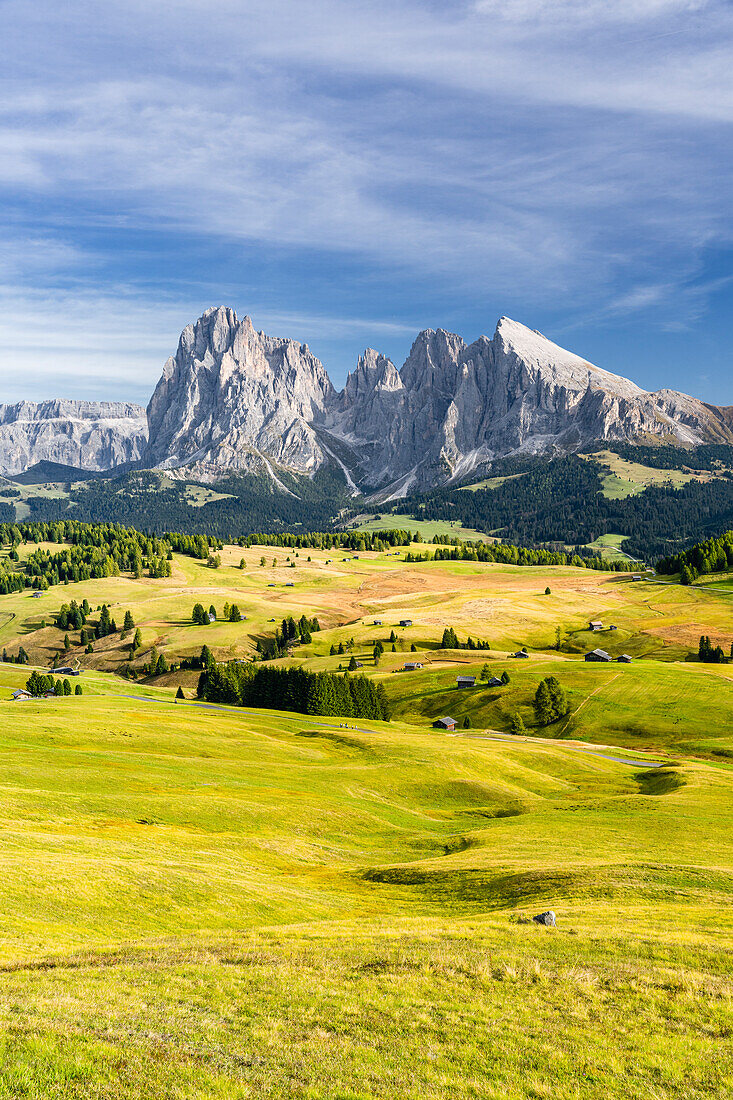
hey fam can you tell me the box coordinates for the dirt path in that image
[559,671,621,735]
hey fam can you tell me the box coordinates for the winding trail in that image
[118,694,666,768]
[559,672,621,736]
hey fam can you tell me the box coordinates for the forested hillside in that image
[402,454,733,560]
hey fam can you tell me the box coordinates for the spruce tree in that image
[534,681,553,726]
[510,711,526,735]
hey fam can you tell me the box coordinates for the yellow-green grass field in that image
[2,544,733,749]
[348,511,496,540]
[580,532,636,562]
[0,675,732,1097]
[584,449,723,500]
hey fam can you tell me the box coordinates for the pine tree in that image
[545,676,569,719]
[501,670,510,684]
[510,711,526,735]
[534,680,554,726]
[176,686,185,700]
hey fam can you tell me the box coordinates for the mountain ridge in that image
[1,307,731,491]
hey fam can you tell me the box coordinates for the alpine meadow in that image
[4,0,733,1096]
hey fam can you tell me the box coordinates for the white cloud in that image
[473,0,707,24]
[0,0,731,398]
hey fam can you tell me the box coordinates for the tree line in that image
[658,530,733,582]
[24,672,82,697]
[197,661,391,720]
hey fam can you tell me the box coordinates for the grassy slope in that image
[3,544,733,753]
[349,512,495,540]
[584,449,714,500]
[0,676,732,1096]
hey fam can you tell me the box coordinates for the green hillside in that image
[0,675,731,1097]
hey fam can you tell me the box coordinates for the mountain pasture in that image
[0,681,731,1097]
[1,534,733,1094]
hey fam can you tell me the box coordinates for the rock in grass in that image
[532,911,556,927]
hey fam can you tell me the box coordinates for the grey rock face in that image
[143,308,733,492]
[532,911,556,927]
[0,400,147,475]
[322,316,732,491]
[145,307,334,480]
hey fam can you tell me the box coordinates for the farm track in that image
[120,693,666,768]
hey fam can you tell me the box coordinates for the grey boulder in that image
[532,911,556,927]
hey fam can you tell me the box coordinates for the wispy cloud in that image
[0,0,731,399]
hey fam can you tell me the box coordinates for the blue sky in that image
[1,0,732,406]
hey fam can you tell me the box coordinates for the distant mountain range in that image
[2,307,732,495]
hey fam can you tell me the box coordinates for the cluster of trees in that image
[256,614,321,660]
[0,563,27,595]
[24,672,82,697]
[405,543,630,571]
[179,645,212,671]
[658,530,733,581]
[440,627,491,650]
[698,636,730,664]
[2,647,29,664]
[55,601,132,647]
[192,603,216,625]
[140,646,170,676]
[242,529,412,551]
[167,532,222,559]
[192,602,245,625]
[198,660,391,720]
[533,677,570,726]
[54,599,91,631]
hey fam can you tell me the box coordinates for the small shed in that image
[403,661,423,671]
[632,574,642,581]
[400,619,413,628]
[51,666,74,675]
[617,654,633,663]
[585,648,612,662]
[434,716,457,730]
[285,582,294,587]
[208,611,217,622]
[11,690,31,701]
[487,676,503,687]
[609,625,618,631]
[30,591,42,599]
[373,620,382,626]
[589,620,604,632]
[456,676,476,688]
[512,651,530,659]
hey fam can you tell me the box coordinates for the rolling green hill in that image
[1,522,733,1096]
[0,674,731,1098]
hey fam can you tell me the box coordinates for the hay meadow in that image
[1,537,733,1096]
